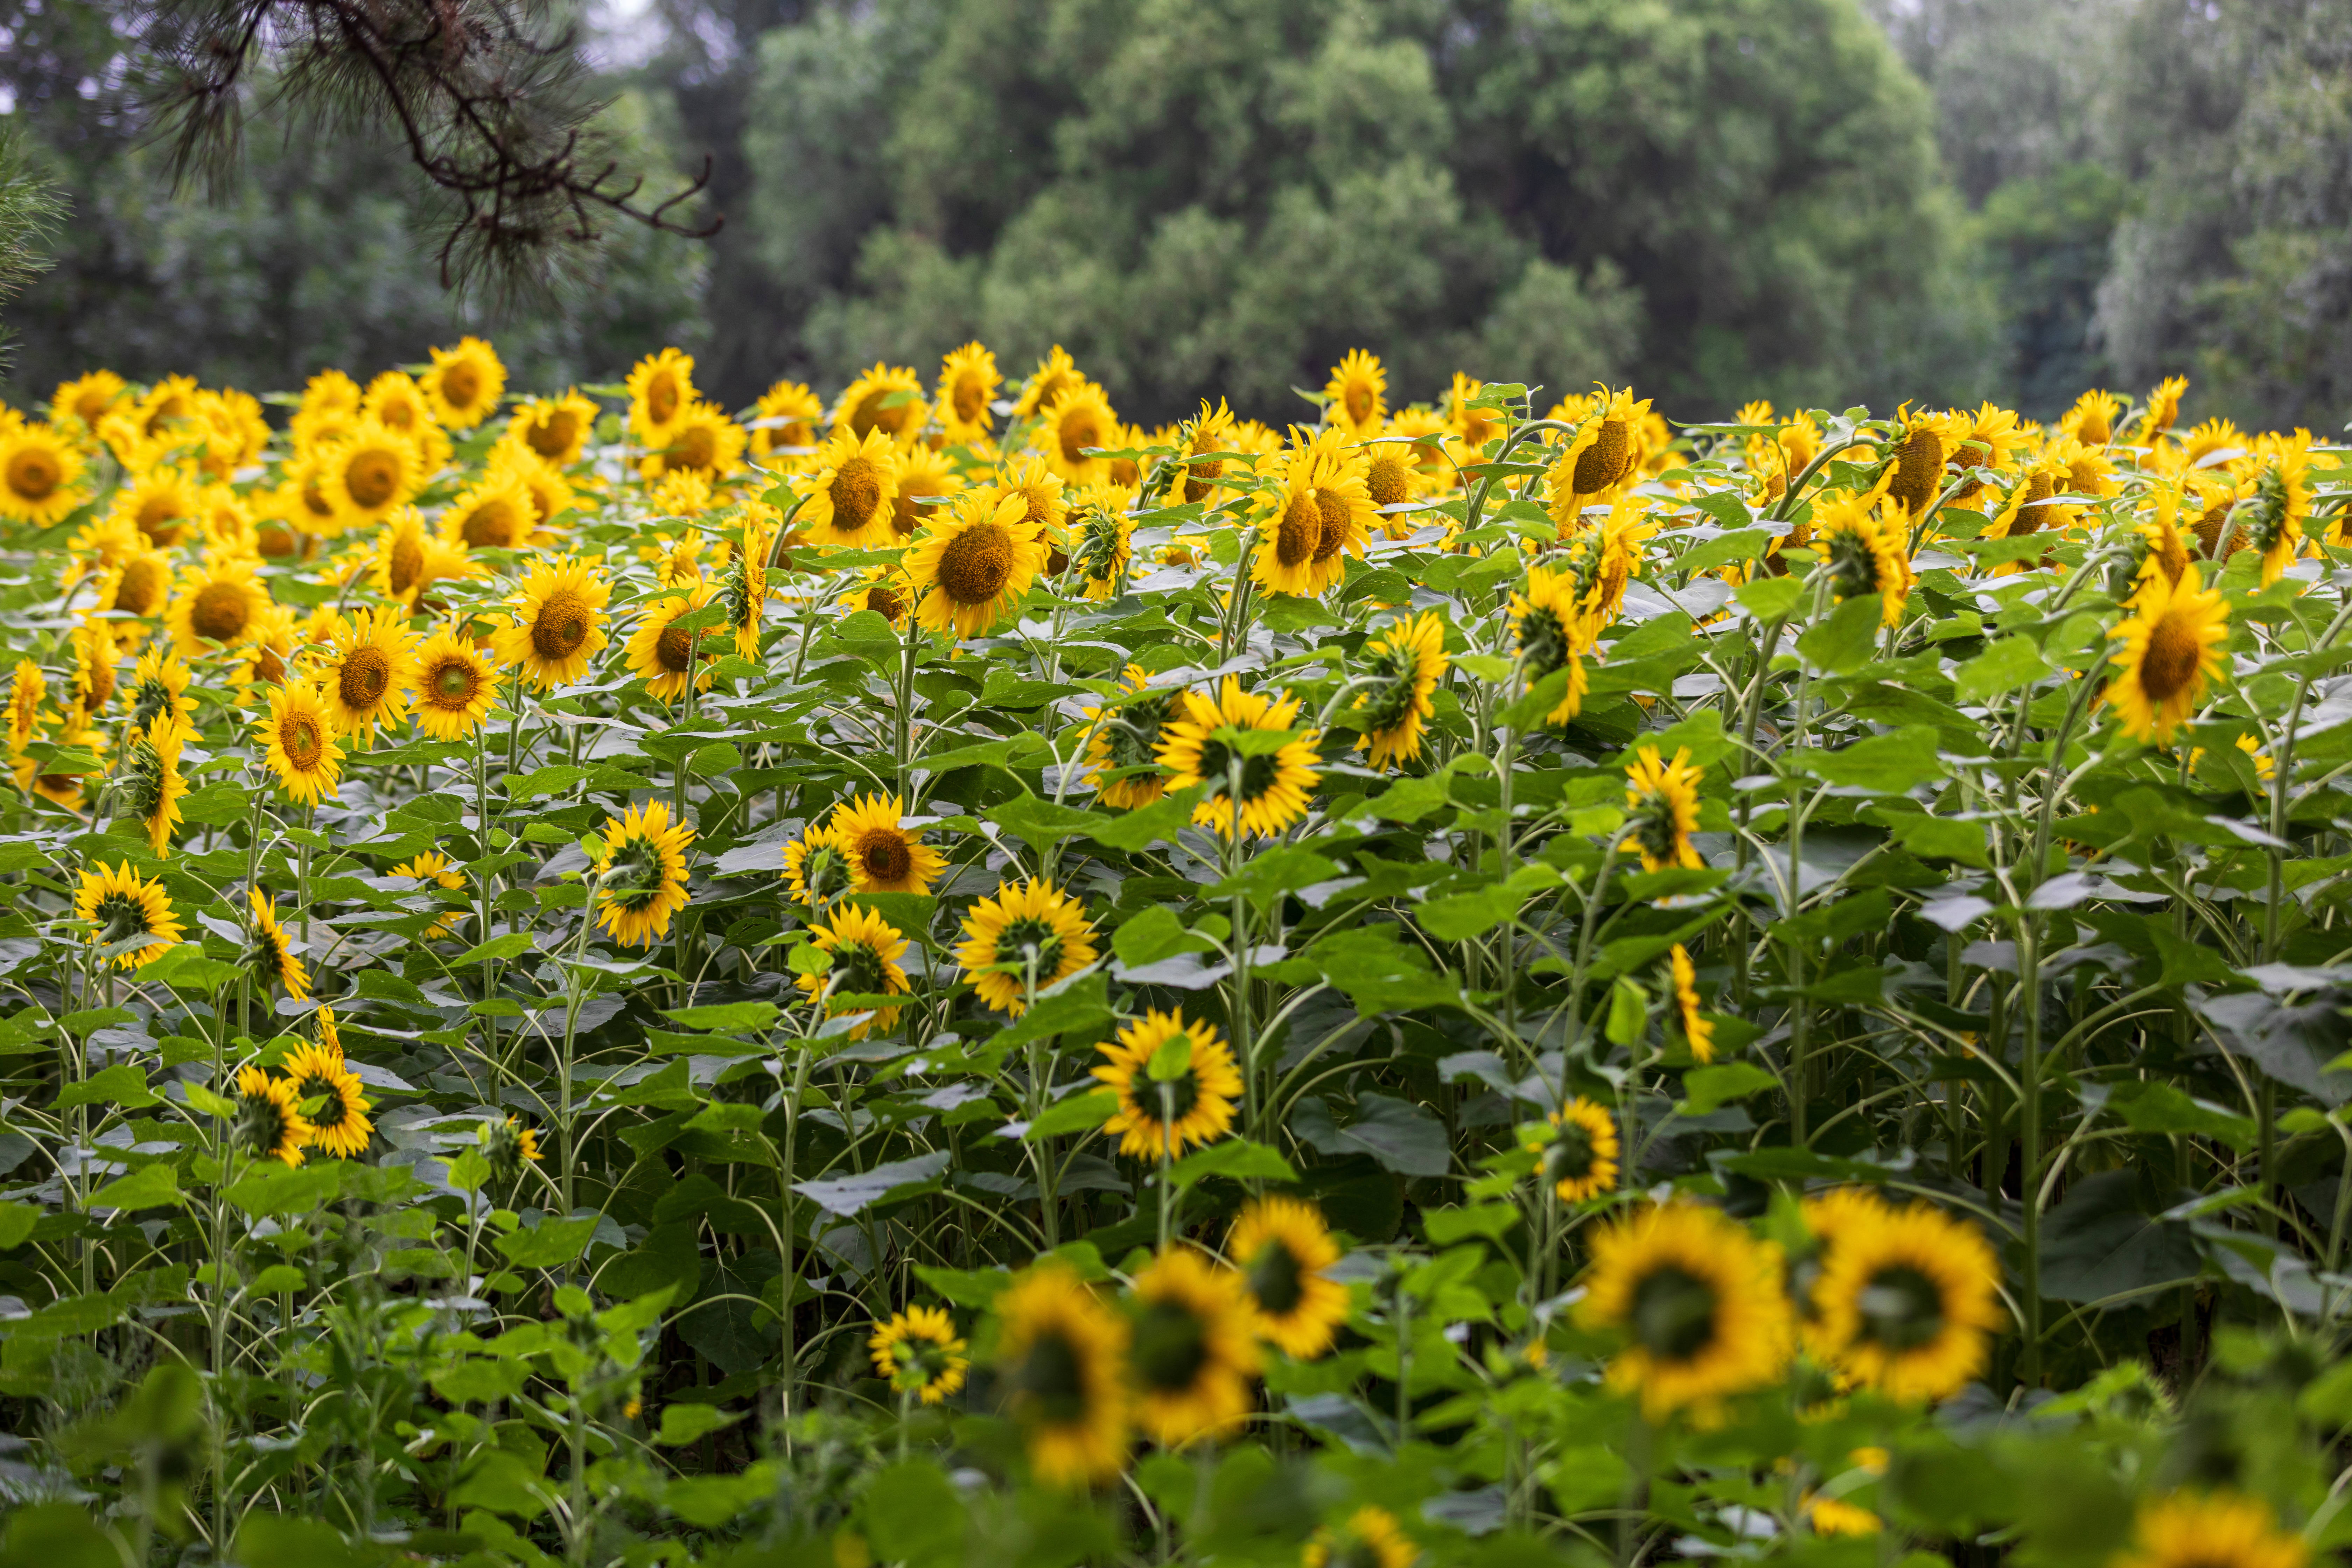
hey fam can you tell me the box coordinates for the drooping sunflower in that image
[1227,1197,1348,1359]
[75,861,184,971]
[1068,485,1136,601]
[1353,611,1449,770]
[1157,677,1322,840]
[625,584,720,701]
[392,849,467,939]
[439,469,538,551]
[1670,945,1715,1063]
[1305,1508,1418,1568]
[906,488,1049,640]
[319,419,425,533]
[1041,382,1119,486]
[799,426,902,547]
[2131,374,2192,445]
[165,555,270,656]
[1094,1008,1242,1160]
[244,888,311,1001]
[110,465,201,548]
[313,608,416,741]
[1323,349,1387,438]
[110,713,189,856]
[1579,1202,1794,1421]
[795,901,911,1040]
[626,348,698,447]
[2235,432,2312,587]
[869,1306,969,1406]
[833,362,931,446]
[1126,1247,1261,1448]
[420,336,506,429]
[782,822,854,910]
[282,1031,373,1160]
[50,369,128,432]
[1812,492,1915,626]
[1545,386,1652,529]
[1624,745,1704,873]
[410,630,501,740]
[2106,564,2229,746]
[0,422,86,526]
[1883,406,1970,519]
[2113,1493,2308,1568]
[993,1261,1129,1487]
[1083,666,1179,810]
[256,682,343,805]
[1527,1097,1620,1203]
[506,390,600,467]
[956,878,1099,1016]
[639,400,747,481]
[481,1114,544,1180]
[490,557,612,690]
[1507,567,1590,727]
[749,379,825,468]
[935,342,1002,445]
[233,1064,310,1169]
[826,793,946,896]
[1810,1196,2003,1402]
[591,798,696,947]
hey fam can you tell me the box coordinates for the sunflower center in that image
[82,658,115,712]
[994,914,1066,980]
[2192,502,2237,558]
[136,494,184,542]
[1573,419,1630,495]
[603,835,666,908]
[388,534,424,593]
[1856,1264,1946,1352]
[338,646,391,708]
[854,828,913,885]
[463,499,524,548]
[866,582,905,622]
[528,411,577,458]
[2140,612,2203,703]
[1059,407,1105,465]
[346,450,401,510]
[1345,384,1374,424]
[1011,1328,1089,1425]
[891,490,934,537]
[280,713,324,770]
[656,623,698,674]
[952,375,986,424]
[1181,455,1223,505]
[257,521,298,558]
[1544,1120,1598,1188]
[1245,1239,1305,1317]
[190,581,252,644]
[430,658,479,707]
[114,559,163,617]
[1153,1062,1201,1124]
[2011,471,2056,538]
[1311,489,1352,565]
[301,479,336,521]
[831,456,885,531]
[7,448,61,500]
[1630,1265,1719,1362]
[1275,493,1320,568]
[1130,1297,1211,1394]
[531,590,592,662]
[1365,454,1410,507]
[648,374,680,427]
[671,425,718,471]
[938,523,1015,606]
[440,361,482,410]
[852,389,910,439]
[1889,427,1944,514]
[75,388,111,422]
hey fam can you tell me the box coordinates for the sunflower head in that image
[244,887,310,1000]
[234,1064,310,1168]
[591,799,696,947]
[1324,350,1388,438]
[783,823,856,909]
[283,1037,373,1160]
[1126,1246,1261,1447]
[1227,1197,1349,1359]
[796,902,911,1039]
[491,556,612,690]
[1094,1009,1241,1160]
[2106,564,2229,746]
[828,793,945,896]
[1580,1202,1794,1421]
[482,1114,544,1181]
[1623,745,1704,873]
[422,337,507,429]
[75,861,184,970]
[1526,1097,1620,1203]
[411,631,500,741]
[993,1261,1129,1487]
[1304,1508,1419,1568]
[627,348,698,441]
[1808,1192,2003,1402]
[1084,666,1178,810]
[907,488,1049,640]
[1352,611,1448,770]
[955,878,1098,1016]
[869,1306,970,1405]
[834,362,929,445]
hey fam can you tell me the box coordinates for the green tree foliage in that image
[0,119,62,377]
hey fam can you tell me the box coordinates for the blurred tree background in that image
[0,0,2347,432]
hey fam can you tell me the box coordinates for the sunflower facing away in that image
[124,644,193,731]
[411,630,501,740]
[828,793,946,896]
[392,849,467,939]
[796,901,911,1039]
[1670,945,1716,1063]
[420,337,506,429]
[1083,666,1178,810]
[1527,1097,1620,1203]
[782,822,855,909]
[490,557,611,691]
[1305,1508,1418,1568]
[256,682,344,806]
[2112,1492,2308,1568]
[1226,1197,1348,1359]
[592,799,696,947]
[1156,677,1321,840]
[282,1029,373,1160]
[234,1064,310,1168]
[1508,567,1591,727]
[313,608,416,741]
[1624,745,1704,872]
[244,887,310,1000]
[110,713,188,857]
[2106,564,2229,746]
[869,1306,969,1405]
[1067,486,1135,600]
[75,861,184,971]
[1126,1246,1261,1447]
[935,342,1002,445]
[1812,493,1916,625]
[905,488,1049,641]
[1579,1201,1794,1421]
[625,584,720,701]
[1353,611,1449,770]
[993,1261,1129,1487]
[1807,1191,2002,1402]
[956,877,1099,1016]
[1095,1008,1242,1160]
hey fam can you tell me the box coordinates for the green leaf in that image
[452,931,537,967]
[1735,574,1805,621]
[655,1403,746,1446]
[2099,1080,2256,1152]
[1798,725,1945,794]
[494,1215,600,1269]
[1206,844,1341,905]
[660,1001,779,1033]
[52,1063,159,1110]
[88,1162,184,1212]
[993,971,1113,1049]
[1026,1088,1119,1141]
[1793,592,1884,675]
[1168,1137,1296,1188]
[1885,813,1991,867]
[911,1264,1011,1309]
[1678,1062,1779,1116]
[137,943,243,993]
[1111,906,1215,968]
[223,1162,344,1216]
[1954,635,2051,704]
[0,1200,38,1250]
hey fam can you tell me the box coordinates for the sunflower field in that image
[1,341,2350,1568]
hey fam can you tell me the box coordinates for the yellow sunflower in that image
[1126,1246,1261,1447]
[1507,567,1590,727]
[889,447,962,541]
[836,566,913,626]
[1526,1097,1619,1203]
[373,507,470,611]
[2113,1493,2307,1568]
[490,557,612,690]
[282,1031,373,1160]
[1305,1508,1417,1568]
[419,336,506,429]
[291,369,361,446]
[1068,485,1135,600]
[70,618,117,722]
[6,659,41,754]
[993,1261,1130,1488]
[111,713,189,856]
[638,400,747,481]
[795,901,911,1040]
[1227,1197,1348,1359]
[828,792,947,896]
[439,469,538,551]
[798,426,902,547]
[781,822,855,909]
[506,390,600,467]
[749,378,826,468]
[1011,345,1084,421]
[1094,1008,1241,1160]
[75,860,184,971]
[123,644,193,731]
[1986,458,2071,548]
[1883,406,1971,519]
[50,369,128,432]
[392,849,467,939]
[1670,944,1715,1063]
[256,682,343,805]
[1545,386,1652,529]
[905,488,1049,640]
[722,507,772,660]
[1083,666,1179,810]
[936,342,1002,446]
[1156,677,1321,840]
[2058,389,2123,446]
[0,422,86,526]
[591,799,696,947]
[2236,432,2312,586]
[318,420,424,533]
[109,465,201,548]
[1041,382,1118,486]
[361,370,451,474]
[234,1064,310,1168]
[1444,371,1506,460]
[410,631,502,740]
[1624,745,1704,873]
[1323,349,1388,438]
[2132,374,2192,445]
[1809,1195,2003,1402]
[313,608,416,741]
[955,878,1098,1016]
[165,555,271,656]
[833,362,930,446]
[244,887,310,1001]
[1164,399,1240,506]
[869,1306,969,1405]
[625,584,720,700]
[1253,461,1329,598]
[1579,1202,1793,1421]
[626,348,698,447]
[1353,611,1448,770]
[2106,564,2229,746]
[1812,492,1915,626]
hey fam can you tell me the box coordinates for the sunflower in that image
[2113,1493,2307,1568]
[109,465,201,548]
[274,456,345,539]
[1157,677,1321,840]
[1068,486,1135,600]
[833,363,930,446]
[649,469,714,518]
[1884,406,1970,518]
[639,527,710,588]
[75,860,184,971]
[233,1065,310,1169]
[291,369,361,446]
[1527,1097,1620,1203]
[361,370,450,473]
[1322,349,1388,438]
[869,1306,969,1405]
[906,488,1049,640]
[110,713,189,856]
[507,390,600,467]
[936,342,1002,445]
[795,901,911,1040]
[411,630,501,740]
[1360,434,1433,532]
[482,1114,544,1180]
[318,420,424,533]
[1507,567,1590,727]
[1444,371,1506,460]
[1809,1196,2002,1402]
[956,878,1098,1016]
[749,379,825,466]
[782,822,855,909]
[837,566,913,626]
[1094,1008,1242,1160]
[123,644,193,732]
[51,369,128,432]
[1164,399,1240,506]
[1812,492,1915,626]
[721,508,772,660]
[993,1261,1130,1487]
[165,556,270,656]
[1254,461,1330,598]
[1126,1247,1261,1447]
[417,336,506,429]
[1227,1197,1348,1359]
[1624,745,1704,873]
[2106,564,2229,746]
[2132,374,2192,444]
[1042,382,1118,485]
[1805,1494,1883,1538]
[626,348,698,446]
[6,660,41,755]
[1083,666,1178,809]
[373,507,469,610]
[625,584,720,700]
[2177,416,2243,469]
[1353,611,1448,770]
[491,557,612,690]
[392,849,467,939]
[70,618,117,722]
[256,682,343,805]
[828,793,946,896]
[592,798,696,947]
[2236,433,2311,586]
[0,422,86,526]
[1011,345,1084,421]
[1282,430,1378,595]
[227,602,300,693]
[1669,945,1715,1063]
[439,469,537,551]
[314,608,416,741]
[282,1033,373,1160]
[890,447,962,540]
[94,547,169,643]
[639,401,747,481]
[189,388,267,481]
[245,888,311,1001]
[1986,459,2071,547]
[1545,386,1652,528]
[2058,389,2123,446]
[1579,1202,1793,1421]
[797,426,902,548]
[1305,1509,1418,1568]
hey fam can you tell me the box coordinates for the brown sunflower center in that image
[1275,493,1320,568]
[280,712,324,770]
[2011,471,2057,538]
[189,581,251,644]
[1311,488,1352,565]
[528,410,577,458]
[8,447,61,500]
[647,373,680,427]
[440,361,482,410]
[655,624,696,674]
[1345,383,1374,424]
[338,646,391,708]
[853,388,916,440]
[257,521,298,559]
[670,424,718,471]
[75,388,112,422]
[136,494,185,543]
[1058,407,1105,465]
[891,490,935,537]
[952,375,986,424]
[388,533,424,594]
[300,479,336,521]
[866,582,905,622]
[462,497,524,548]
[1573,419,1631,495]
[530,590,593,662]
[938,522,1015,606]
[1365,454,1410,507]
[831,456,884,531]
[1889,426,1944,515]
[430,658,479,707]
[2140,612,2203,703]
[1245,1239,1304,1317]
[2192,502,2238,559]
[855,828,913,885]
[114,559,164,617]
[345,449,401,510]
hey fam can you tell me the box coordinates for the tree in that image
[0,120,63,377]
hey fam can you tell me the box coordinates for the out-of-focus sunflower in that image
[1011,345,1084,421]
[373,507,470,611]
[888,447,961,541]
[244,887,310,1000]
[1125,1247,1260,1447]
[439,469,538,551]
[1323,349,1387,438]
[1807,1193,2003,1402]
[0,422,86,526]
[1670,944,1715,1061]
[1304,1508,1418,1568]
[490,557,612,690]
[955,878,1097,1016]
[2131,374,2191,444]
[749,379,825,467]
[638,401,747,481]
[506,390,600,467]
[50,370,127,432]
[419,336,506,429]
[936,342,1002,445]
[833,362,929,446]
[2106,563,2228,746]
[1444,371,1505,459]
[1041,382,1118,486]
[1094,1008,1241,1160]
[1227,1197,1348,1359]
[392,849,467,939]
[109,465,201,548]
[2112,1493,2307,1568]
[1527,1097,1619,1202]
[591,799,696,947]
[869,1306,969,1405]
[1624,744,1704,872]
[1156,677,1321,839]
[1579,1202,1793,1421]
[361,371,451,474]
[835,566,912,626]
[993,1261,1129,1487]
[165,555,271,656]
[70,617,117,723]
[2058,388,2123,446]
[627,349,698,447]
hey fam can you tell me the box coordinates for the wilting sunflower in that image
[1508,567,1590,726]
[282,1029,372,1160]
[411,630,501,740]
[1624,745,1704,873]
[392,850,467,939]
[1546,386,1652,529]
[1306,1509,1418,1568]
[591,798,696,947]
[1810,1196,2002,1402]
[256,682,343,806]
[956,878,1098,1016]
[796,902,911,1039]
[820,793,941,896]
[110,714,188,856]
[319,420,424,533]
[834,362,930,445]
[0,422,86,526]
[234,1064,310,1169]
[1670,945,1715,1063]
[626,348,698,446]
[1353,611,1448,770]
[749,379,825,467]
[2113,1493,2307,1568]
[1083,666,1178,809]
[1227,1197,1348,1359]
[782,823,854,909]
[1527,1097,1620,1203]
[164,555,269,656]
[1323,349,1388,438]
[935,342,1002,445]
[506,390,600,467]
[1126,1247,1261,1447]
[2106,564,2229,746]
[1157,677,1321,839]
[1095,1008,1242,1160]
[906,488,1049,640]
[75,861,183,970]
[123,644,193,731]
[639,400,747,481]
[1042,382,1118,486]
[419,336,506,429]
[439,469,537,551]
[313,608,416,741]
[1580,1202,1794,1421]
[491,556,611,690]
[625,585,720,701]
[994,1261,1130,1487]
[244,888,311,1001]
[51,369,128,431]
[797,426,901,548]
[1812,494,1915,625]
[869,1306,969,1405]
